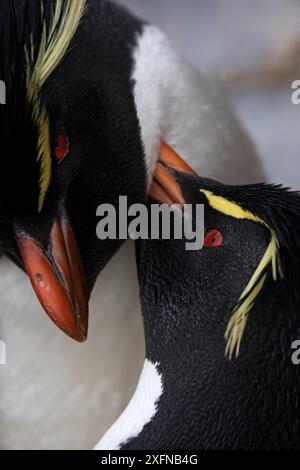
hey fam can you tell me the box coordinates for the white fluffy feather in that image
[94,360,163,450]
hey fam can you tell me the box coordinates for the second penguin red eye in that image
[55,130,69,162]
[204,229,223,247]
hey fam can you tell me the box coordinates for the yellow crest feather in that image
[201,189,279,358]
[26,0,87,212]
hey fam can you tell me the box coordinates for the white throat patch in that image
[94,359,163,450]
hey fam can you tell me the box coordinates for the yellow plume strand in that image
[200,190,262,224]
[26,0,87,212]
[200,190,279,358]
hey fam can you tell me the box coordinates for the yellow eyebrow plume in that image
[26,0,87,212]
[201,189,279,359]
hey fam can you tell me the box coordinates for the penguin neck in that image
[96,270,299,450]
[133,271,300,449]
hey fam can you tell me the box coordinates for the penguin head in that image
[0,0,146,340]
[138,169,300,361]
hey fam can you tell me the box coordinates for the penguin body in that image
[97,172,300,450]
[0,0,263,449]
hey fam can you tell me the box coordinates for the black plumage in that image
[126,172,300,450]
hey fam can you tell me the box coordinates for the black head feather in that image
[172,173,300,356]
[0,1,44,216]
[178,174,300,267]
[201,181,300,262]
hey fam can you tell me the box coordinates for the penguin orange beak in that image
[15,209,89,342]
[149,142,197,205]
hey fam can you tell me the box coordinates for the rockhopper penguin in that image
[97,163,300,450]
[0,0,264,448]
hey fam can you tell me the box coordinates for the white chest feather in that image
[132,25,263,186]
[94,360,163,450]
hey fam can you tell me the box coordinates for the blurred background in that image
[1,0,299,450]
[117,0,300,189]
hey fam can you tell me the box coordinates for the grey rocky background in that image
[117,0,300,189]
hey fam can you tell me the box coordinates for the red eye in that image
[55,130,69,162]
[204,229,223,247]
